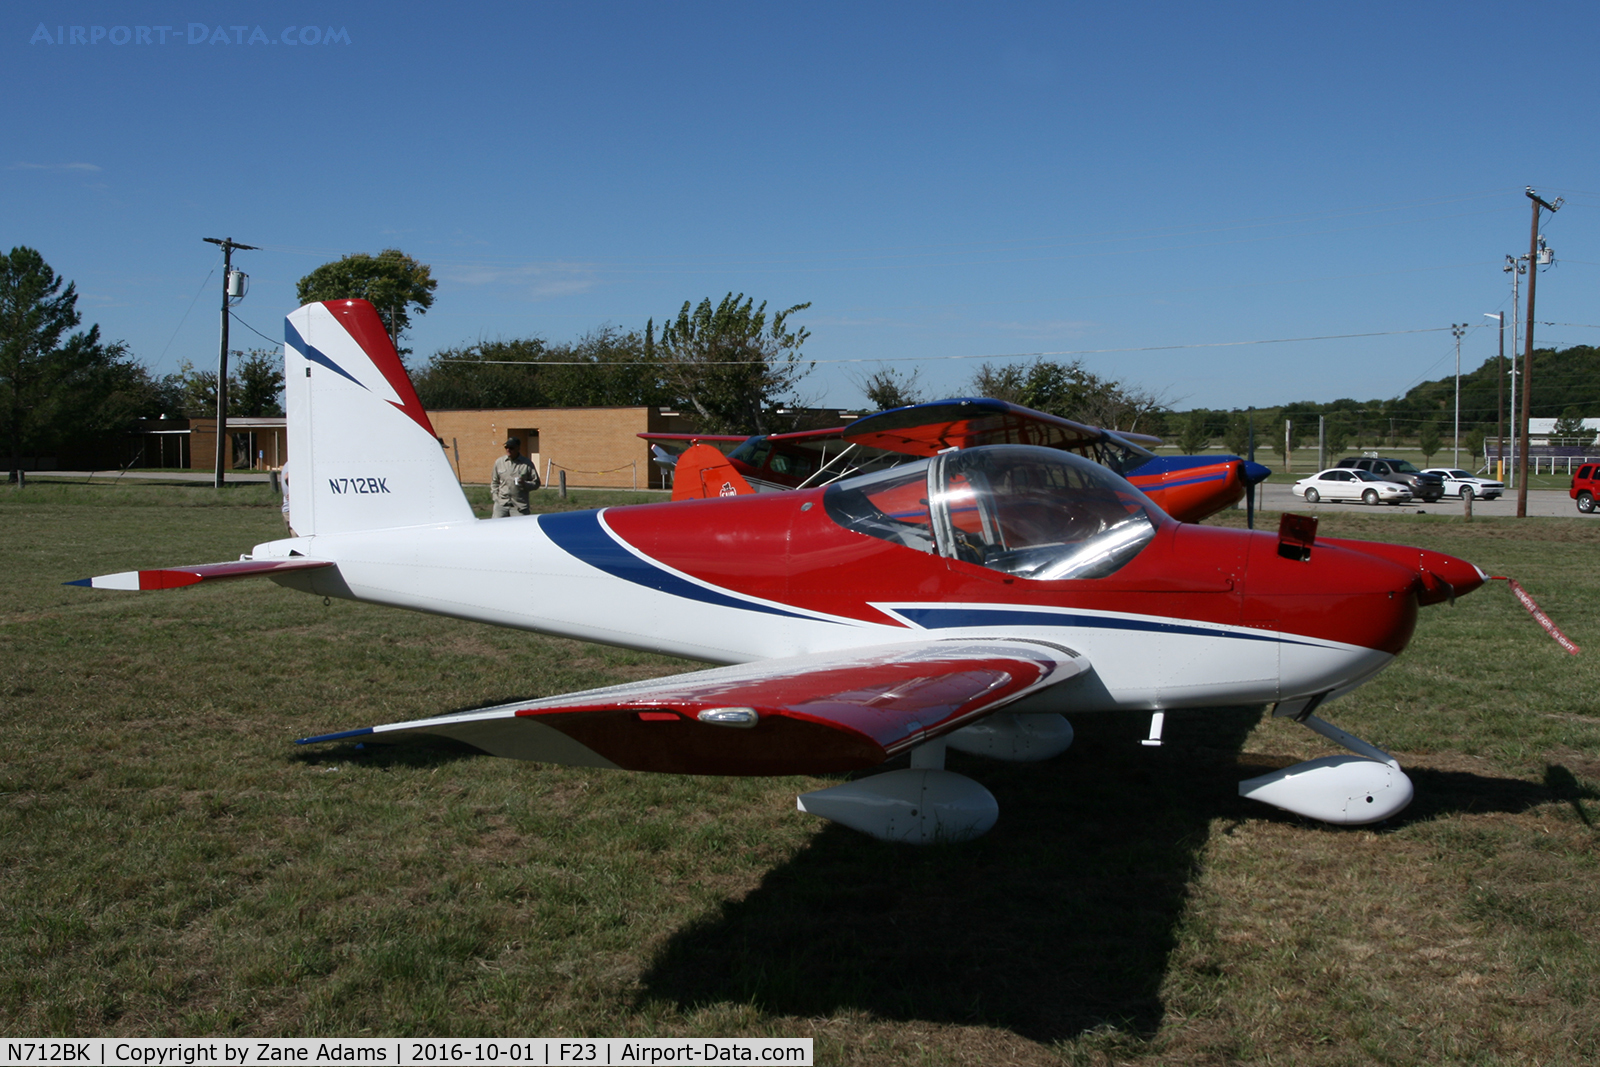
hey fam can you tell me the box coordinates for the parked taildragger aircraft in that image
[646,402,1272,525]
[73,300,1492,841]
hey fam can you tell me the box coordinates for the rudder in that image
[284,300,474,535]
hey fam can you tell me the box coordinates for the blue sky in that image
[7,1,1599,412]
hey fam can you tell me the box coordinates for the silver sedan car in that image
[1291,468,1413,505]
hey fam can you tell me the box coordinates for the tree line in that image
[1162,345,1600,465]
[8,240,1597,478]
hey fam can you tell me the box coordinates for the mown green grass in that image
[1,486,1597,1064]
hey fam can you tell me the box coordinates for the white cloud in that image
[986,318,1096,338]
[440,261,601,300]
[10,161,101,171]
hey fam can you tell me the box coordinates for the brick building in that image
[430,407,698,489]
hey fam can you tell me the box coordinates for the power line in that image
[445,325,1468,367]
[154,254,221,365]
[227,312,282,348]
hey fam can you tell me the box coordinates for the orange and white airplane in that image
[650,400,1270,524]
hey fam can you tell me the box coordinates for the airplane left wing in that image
[67,558,334,590]
[299,638,1087,775]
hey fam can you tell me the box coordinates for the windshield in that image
[824,444,1159,580]
[1388,460,1421,474]
[728,437,771,469]
[1353,471,1387,482]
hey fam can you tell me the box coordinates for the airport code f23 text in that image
[29,24,351,46]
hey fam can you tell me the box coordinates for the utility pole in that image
[1517,188,1562,518]
[1451,324,1467,467]
[1485,312,1504,480]
[202,237,259,488]
[1505,255,1524,487]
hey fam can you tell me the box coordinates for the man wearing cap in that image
[491,437,539,517]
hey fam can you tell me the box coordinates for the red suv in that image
[1572,464,1600,513]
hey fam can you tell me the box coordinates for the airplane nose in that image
[1320,539,1486,606]
[1416,549,1487,604]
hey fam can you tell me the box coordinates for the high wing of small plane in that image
[72,299,1493,842]
[649,398,1271,523]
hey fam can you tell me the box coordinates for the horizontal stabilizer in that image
[299,637,1088,775]
[67,557,333,591]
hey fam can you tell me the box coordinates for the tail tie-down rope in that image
[1492,577,1580,655]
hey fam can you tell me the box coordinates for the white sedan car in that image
[1291,468,1413,505]
[1421,468,1504,500]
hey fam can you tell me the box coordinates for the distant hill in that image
[1154,344,1599,452]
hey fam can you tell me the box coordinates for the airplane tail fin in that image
[671,442,755,501]
[283,300,474,536]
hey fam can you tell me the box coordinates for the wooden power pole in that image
[202,237,259,488]
[1516,189,1561,517]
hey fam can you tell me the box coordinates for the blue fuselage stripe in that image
[895,606,1313,647]
[538,510,822,622]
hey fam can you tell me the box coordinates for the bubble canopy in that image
[823,444,1163,581]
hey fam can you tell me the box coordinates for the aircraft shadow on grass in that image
[634,708,1574,1043]
[291,701,1576,1042]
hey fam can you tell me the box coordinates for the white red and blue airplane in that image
[71,299,1489,841]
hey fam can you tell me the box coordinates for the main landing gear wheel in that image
[1362,488,1379,505]
[1304,488,1320,503]
[1239,700,1414,824]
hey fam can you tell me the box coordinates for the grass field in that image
[2,480,1598,1064]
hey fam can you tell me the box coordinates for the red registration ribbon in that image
[1492,577,1580,655]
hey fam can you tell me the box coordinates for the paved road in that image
[1259,483,1580,518]
[28,470,275,483]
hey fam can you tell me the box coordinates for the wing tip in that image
[296,727,376,746]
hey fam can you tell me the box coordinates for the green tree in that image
[856,366,923,411]
[170,349,283,418]
[1323,413,1352,458]
[1417,419,1441,464]
[967,357,1163,431]
[414,338,549,410]
[0,246,143,477]
[1552,405,1595,446]
[413,328,672,411]
[655,293,811,435]
[296,249,437,359]
[234,348,285,417]
[1222,412,1254,457]
[1176,411,1211,454]
[1465,426,1487,464]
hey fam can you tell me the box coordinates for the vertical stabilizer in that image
[284,300,474,536]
